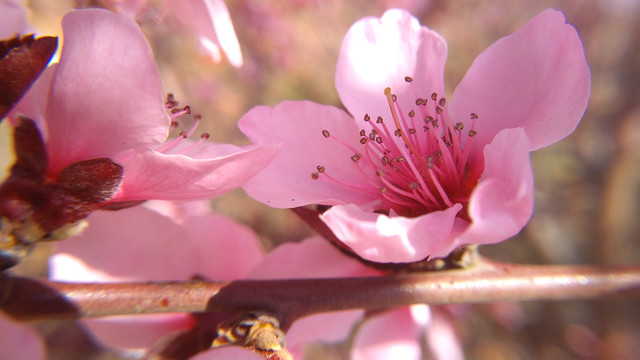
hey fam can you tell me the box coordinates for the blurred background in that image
[4,0,639,358]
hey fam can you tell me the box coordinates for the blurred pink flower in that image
[246,236,382,359]
[246,237,463,360]
[100,0,243,66]
[0,311,46,360]
[239,8,591,263]
[49,200,265,355]
[8,9,276,204]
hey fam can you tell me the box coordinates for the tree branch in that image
[2,260,639,329]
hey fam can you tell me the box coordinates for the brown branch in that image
[2,260,639,329]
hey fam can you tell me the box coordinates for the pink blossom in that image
[99,0,243,66]
[49,200,265,354]
[239,9,591,263]
[165,0,243,67]
[8,9,277,203]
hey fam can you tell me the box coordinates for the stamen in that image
[155,131,187,153]
[178,133,211,155]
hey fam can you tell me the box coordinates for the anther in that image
[409,182,420,190]
[438,98,446,107]
[376,170,384,177]
[408,110,415,118]
[469,130,477,137]
[404,76,413,82]
[322,130,330,138]
[364,114,371,122]
[431,93,438,101]
[317,165,325,173]
[436,106,443,114]
[376,116,384,124]
[183,106,191,114]
[392,94,397,102]
[200,133,210,140]
[435,150,443,162]
[426,156,435,169]
[360,129,366,136]
[351,153,361,162]
[360,138,367,144]
[454,122,464,131]
[408,128,416,134]
[424,116,433,123]
[369,133,376,140]
[394,129,402,137]
[382,156,389,165]
[179,131,188,138]
[470,113,479,119]
[311,172,319,179]
[375,137,383,144]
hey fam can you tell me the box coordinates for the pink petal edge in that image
[351,307,422,360]
[454,127,534,248]
[113,143,279,202]
[449,8,591,151]
[45,9,169,172]
[336,8,447,122]
[321,203,463,263]
[240,101,379,208]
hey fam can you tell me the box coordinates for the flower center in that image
[313,77,480,217]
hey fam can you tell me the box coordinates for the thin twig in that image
[2,260,639,329]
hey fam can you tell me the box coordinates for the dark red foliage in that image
[0,117,124,269]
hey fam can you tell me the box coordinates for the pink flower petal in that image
[81,314,194,353]
[50,206,195,281]
[449,9,591,151]
[181,213,264,280]
[321,203,463,262]
[455,127,533,247]
[425,310,464,360]
[286,311,364,353]
[204,0,243,67]
[336,8,447,121]
[45,9,169,173]
[351,307,422,360]
[166,0,243,67]
[112,143,279,202]
[247,236,381,279]
[0,312,46,360]
[239,101,379,208]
